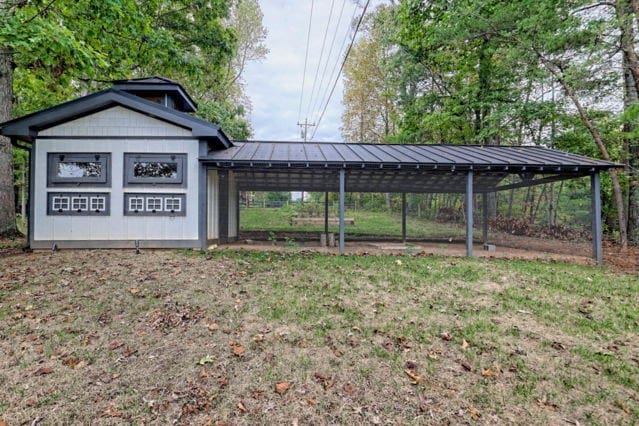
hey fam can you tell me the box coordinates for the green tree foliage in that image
[1,0,267,233]
[342,0,637,244]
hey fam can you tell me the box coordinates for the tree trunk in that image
[538,52,628,247]
[0,41,16,236]
[617,0,639,243]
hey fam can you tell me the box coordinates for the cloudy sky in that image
[243,0,385,142]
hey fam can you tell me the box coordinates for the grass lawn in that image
[240,207,465,239]
[0,249,638,424]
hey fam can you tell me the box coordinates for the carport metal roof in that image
[200,141,620,193]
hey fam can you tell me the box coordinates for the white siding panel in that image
[39,106,192,137]
[33,138,199,243]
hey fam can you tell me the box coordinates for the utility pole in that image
[296,118,315,205]
[297,118,316,142]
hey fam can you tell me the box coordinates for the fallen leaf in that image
[0,420,8,426]
[237,401,248,413]
[481,368,497,378]
[440,332,453,341]
[231,344,245,357]
[550,341,565,351]
[313,372,335,390]
[306,398,317,406]
[199,368,214,378]
[129,287,140,295]
[461,339,470,350]
[469,406,481,420]
[274,381,291,394]
[536,399,558,411]
[121,348,137,357]
[34,367,53,376]
[108,341,124,350]
[405,360,419,370]
[460,361,472,372]
[252,390,264,399]
[197,355,215,365]
[63,357,80,369]
[405,369,421,384]
[218,376,229,388]
[206,322,219,331]
[103,407,123,417]
[343,383,356,394]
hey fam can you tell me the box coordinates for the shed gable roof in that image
[0,89,231,148]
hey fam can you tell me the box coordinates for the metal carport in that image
[201,141,622,264]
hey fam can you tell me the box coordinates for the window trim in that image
[123,153,187,187]
[123,193,186,216]
[47,192,110,216]
[47,153,111,187]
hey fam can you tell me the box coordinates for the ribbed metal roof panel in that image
[202,141,620,170]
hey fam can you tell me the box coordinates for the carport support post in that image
[591,172,603,265]
[401,193,407,243]
[324,192,329,242]
[466,170,474,257]
[339,169,345,254]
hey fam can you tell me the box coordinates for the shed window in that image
[48,153,111,187]
[123,193,186,216]
[146,197,164,212]
[90,196,106,212]
[164,197,182,213]
[52,196,70,212]
[47,193,110,216]
[128,197,144,212]
[124,154,186,187]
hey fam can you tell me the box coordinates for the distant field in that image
[240,206,465,239]
[1,249,637,424]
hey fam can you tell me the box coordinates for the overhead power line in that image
[304,0,337,119]
[309,0,355,126]
[297,0,315,124]
[310,0,372,141]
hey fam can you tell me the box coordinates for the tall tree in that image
[342,6,397,143]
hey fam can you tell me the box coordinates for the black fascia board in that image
[0,89,232,148]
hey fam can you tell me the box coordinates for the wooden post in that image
[591,172,603,265]
[466,170,474,257]
[339,169,345,254]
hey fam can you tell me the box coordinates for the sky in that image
[243,0,385,142]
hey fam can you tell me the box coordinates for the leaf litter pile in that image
[0,249,637,424]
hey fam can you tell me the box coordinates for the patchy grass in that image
[0,249,637,424]
[240,207,464,239]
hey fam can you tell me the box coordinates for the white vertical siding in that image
[33,107,200,244]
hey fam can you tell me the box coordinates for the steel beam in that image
[324,191,329,242]
[466,170,474,257]
[339,169,345,254]
[591,172,603,265]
